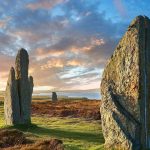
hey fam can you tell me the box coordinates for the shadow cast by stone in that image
[8,124,104,144]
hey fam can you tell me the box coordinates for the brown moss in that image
[20,139,64,150]
[0,129,30,148]
[0,129,64,150]
[31,100,101,120]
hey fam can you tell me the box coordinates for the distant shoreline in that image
[0,90,101,100]
[33,91,101,100]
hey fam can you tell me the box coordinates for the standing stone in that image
[52,92,58,102]
[4,48,34,125]
[29,76,34,100]
[100,16,150,150]
[4,67,20,125]
[15,49,33,124]
[28,76,34,121]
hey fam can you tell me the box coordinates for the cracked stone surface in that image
[4,48,34,125]
[100,16,150,150]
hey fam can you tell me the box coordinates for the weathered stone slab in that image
[4,67,20,125]
[100,16,150,149]
[15,49,32,124]
[4,48,34,125]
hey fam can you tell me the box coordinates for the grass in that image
[0,101,104,150]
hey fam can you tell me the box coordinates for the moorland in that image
[0,94,104,150]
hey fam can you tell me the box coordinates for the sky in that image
[0,0,150,91]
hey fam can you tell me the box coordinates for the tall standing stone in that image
[4,48,34,125]
[4,67,20,125]
[100,16,150,150]
[15,49,32,124]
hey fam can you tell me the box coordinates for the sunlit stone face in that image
[100,16,150,150]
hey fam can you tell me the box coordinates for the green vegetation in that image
[31,117,104,150]
[0,101,104,150]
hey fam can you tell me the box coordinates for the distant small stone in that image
[52,92,58,102]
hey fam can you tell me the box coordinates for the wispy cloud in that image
[0,0,133,90]
[67,60,84,67]
[26,0,65,10]
[41,59,65,70]
[35,48,65,61]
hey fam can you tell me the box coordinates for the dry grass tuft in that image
[20,139,64,150]
[0,129,30,148]
[0,129,64,150]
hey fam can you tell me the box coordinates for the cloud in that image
[71,38,105,54]
[0,0,128,91]
[0,54,15,90]
[34,86,55,91]
[26,0,65,10]
[67,59,84,66]
[0,21,6,28]
[41,59,65,70]
[34,48,65,60]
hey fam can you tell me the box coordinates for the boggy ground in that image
[32,100,101,120]
[0,99,104,150]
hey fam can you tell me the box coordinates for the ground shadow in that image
[8,124,104,144]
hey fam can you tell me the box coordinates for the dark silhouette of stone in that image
[100,16,150,150]
[29,76,34,100]
[52,92,58,102]
[4,48,34,125]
